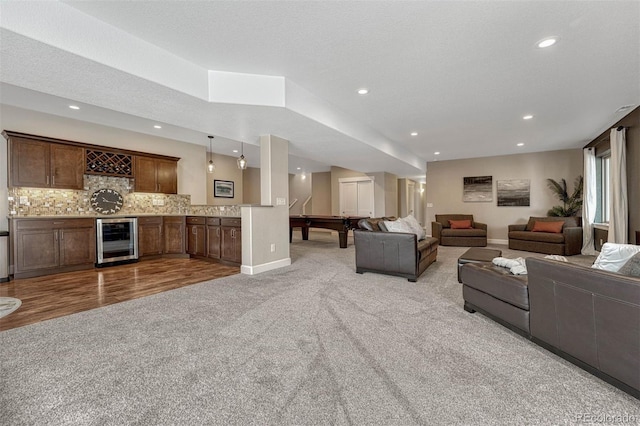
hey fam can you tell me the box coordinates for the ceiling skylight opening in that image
[536,37,558,48]
[68,105,80,110]
[523,115,534,120]
[153,125,162,129]
[410,132,418,136]
[357,88,369,95]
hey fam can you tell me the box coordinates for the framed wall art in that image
[214,180,234,198]
[497,179,530,206]
[463,176,493,202]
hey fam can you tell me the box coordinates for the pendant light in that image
[207,135,215,173]
[237,142,247,170]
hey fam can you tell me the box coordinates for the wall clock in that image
[90,188,123,214]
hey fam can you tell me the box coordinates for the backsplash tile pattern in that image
[8,175,240,217]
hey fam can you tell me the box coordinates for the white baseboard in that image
[241,258,291,275]
[488,239,508,245]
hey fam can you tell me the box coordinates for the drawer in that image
[186,216,206,225]
[138,216,162,225]
[14,218,94,230]
[206,217,221,226]
[163,216,185,224]
[221,218,241,227]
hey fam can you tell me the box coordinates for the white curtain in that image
[581,147,597,254]
[608,128,628,243]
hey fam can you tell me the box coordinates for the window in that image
[598,153,611,223]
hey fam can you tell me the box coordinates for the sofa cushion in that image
[441,228,487,238]
[592,243,640,273]
[384,219,414,234]
[435,214,474,229]
[619,253,640,277]
[508,230,565,244]
[532,220,564,233]
[525,216,579,231]
[358,218,387,232]
[403,214,426,240]
[450,219,473,229]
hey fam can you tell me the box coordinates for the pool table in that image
[289,215,368,248]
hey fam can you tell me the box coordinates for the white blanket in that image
[492,256,528,275]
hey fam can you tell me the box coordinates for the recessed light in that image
[153,125,162,129]
[296,167,301,170]
[517,143,525,147]
[68,105,80,110]
[536,37,558,48]
[434,152,440,155]
[616,105,634,113]
[523,115,534,120]
[410,132,418,136]
[357,88,369,95]
[232,150,238,153]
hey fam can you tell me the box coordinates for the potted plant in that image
[546,175,583,217]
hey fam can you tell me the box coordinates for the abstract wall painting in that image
[497,179,531,206]
[463,176,493,202]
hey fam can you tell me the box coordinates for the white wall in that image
[206,152,244,205]
[426,148,583,242]
[289,173,311,215]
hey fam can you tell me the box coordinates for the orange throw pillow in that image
[449,219,472,229]
[531,221,564,233]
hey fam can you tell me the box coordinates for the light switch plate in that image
[276,197,286,206]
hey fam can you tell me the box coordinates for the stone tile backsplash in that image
[8,175,240,217]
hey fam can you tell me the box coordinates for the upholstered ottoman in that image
[457,247,502,282]
[459,263,530,335]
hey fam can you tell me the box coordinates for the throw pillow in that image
[449,219,472,229]
[531,221,564,233]
[383,219,414,235]
[592,243,640,273]
[402,214,426,240]
[544,254,568,262]
[618,252,640,277]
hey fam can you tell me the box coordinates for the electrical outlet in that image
[427,203,434,208]
[19,196,28,204]
[157,199,165,206]
[8,196,14,201]
[270,243,276,253]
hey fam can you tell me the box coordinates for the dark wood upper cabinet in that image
[9,137,83,190]
[135,156,178,194]
[50,143,84,189]
[4,131,179,192]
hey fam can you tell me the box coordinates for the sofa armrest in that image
[431,221,443,242]
[473,222,487,231]
[562,226,583,255]
[354,230,417,274]
[508,224,527,232]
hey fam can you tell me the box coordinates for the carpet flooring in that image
[1,233,638,425]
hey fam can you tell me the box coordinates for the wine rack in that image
[85,149,133,177]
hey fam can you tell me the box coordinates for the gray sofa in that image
[460,257,640,398]
[508,216,582,255]
[354,218,438,282]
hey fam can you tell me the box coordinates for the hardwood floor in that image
[0,258,239,331]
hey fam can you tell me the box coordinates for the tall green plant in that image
[546,175,583,217]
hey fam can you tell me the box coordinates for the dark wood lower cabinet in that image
[206,218,221,260]
[11,218,96,279]
[221,218,242,264]
[186,217,206,257]
[163,216,186,254]
[138,216,163,257]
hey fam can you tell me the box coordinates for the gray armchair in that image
[431,214,487,247]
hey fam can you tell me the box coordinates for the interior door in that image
[339,181,358,216]
[357,180,374,217]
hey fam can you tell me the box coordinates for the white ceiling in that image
[1,1,638,179]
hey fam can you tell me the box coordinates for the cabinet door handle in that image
[216,228,220,237]
[60,230,64,240]
[46,175,50,185]
[52,175,55,185]
[54,230,58,242]
[192,227,196,235]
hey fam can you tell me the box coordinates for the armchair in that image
[508,216,582,255]
[431,214,487,246]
